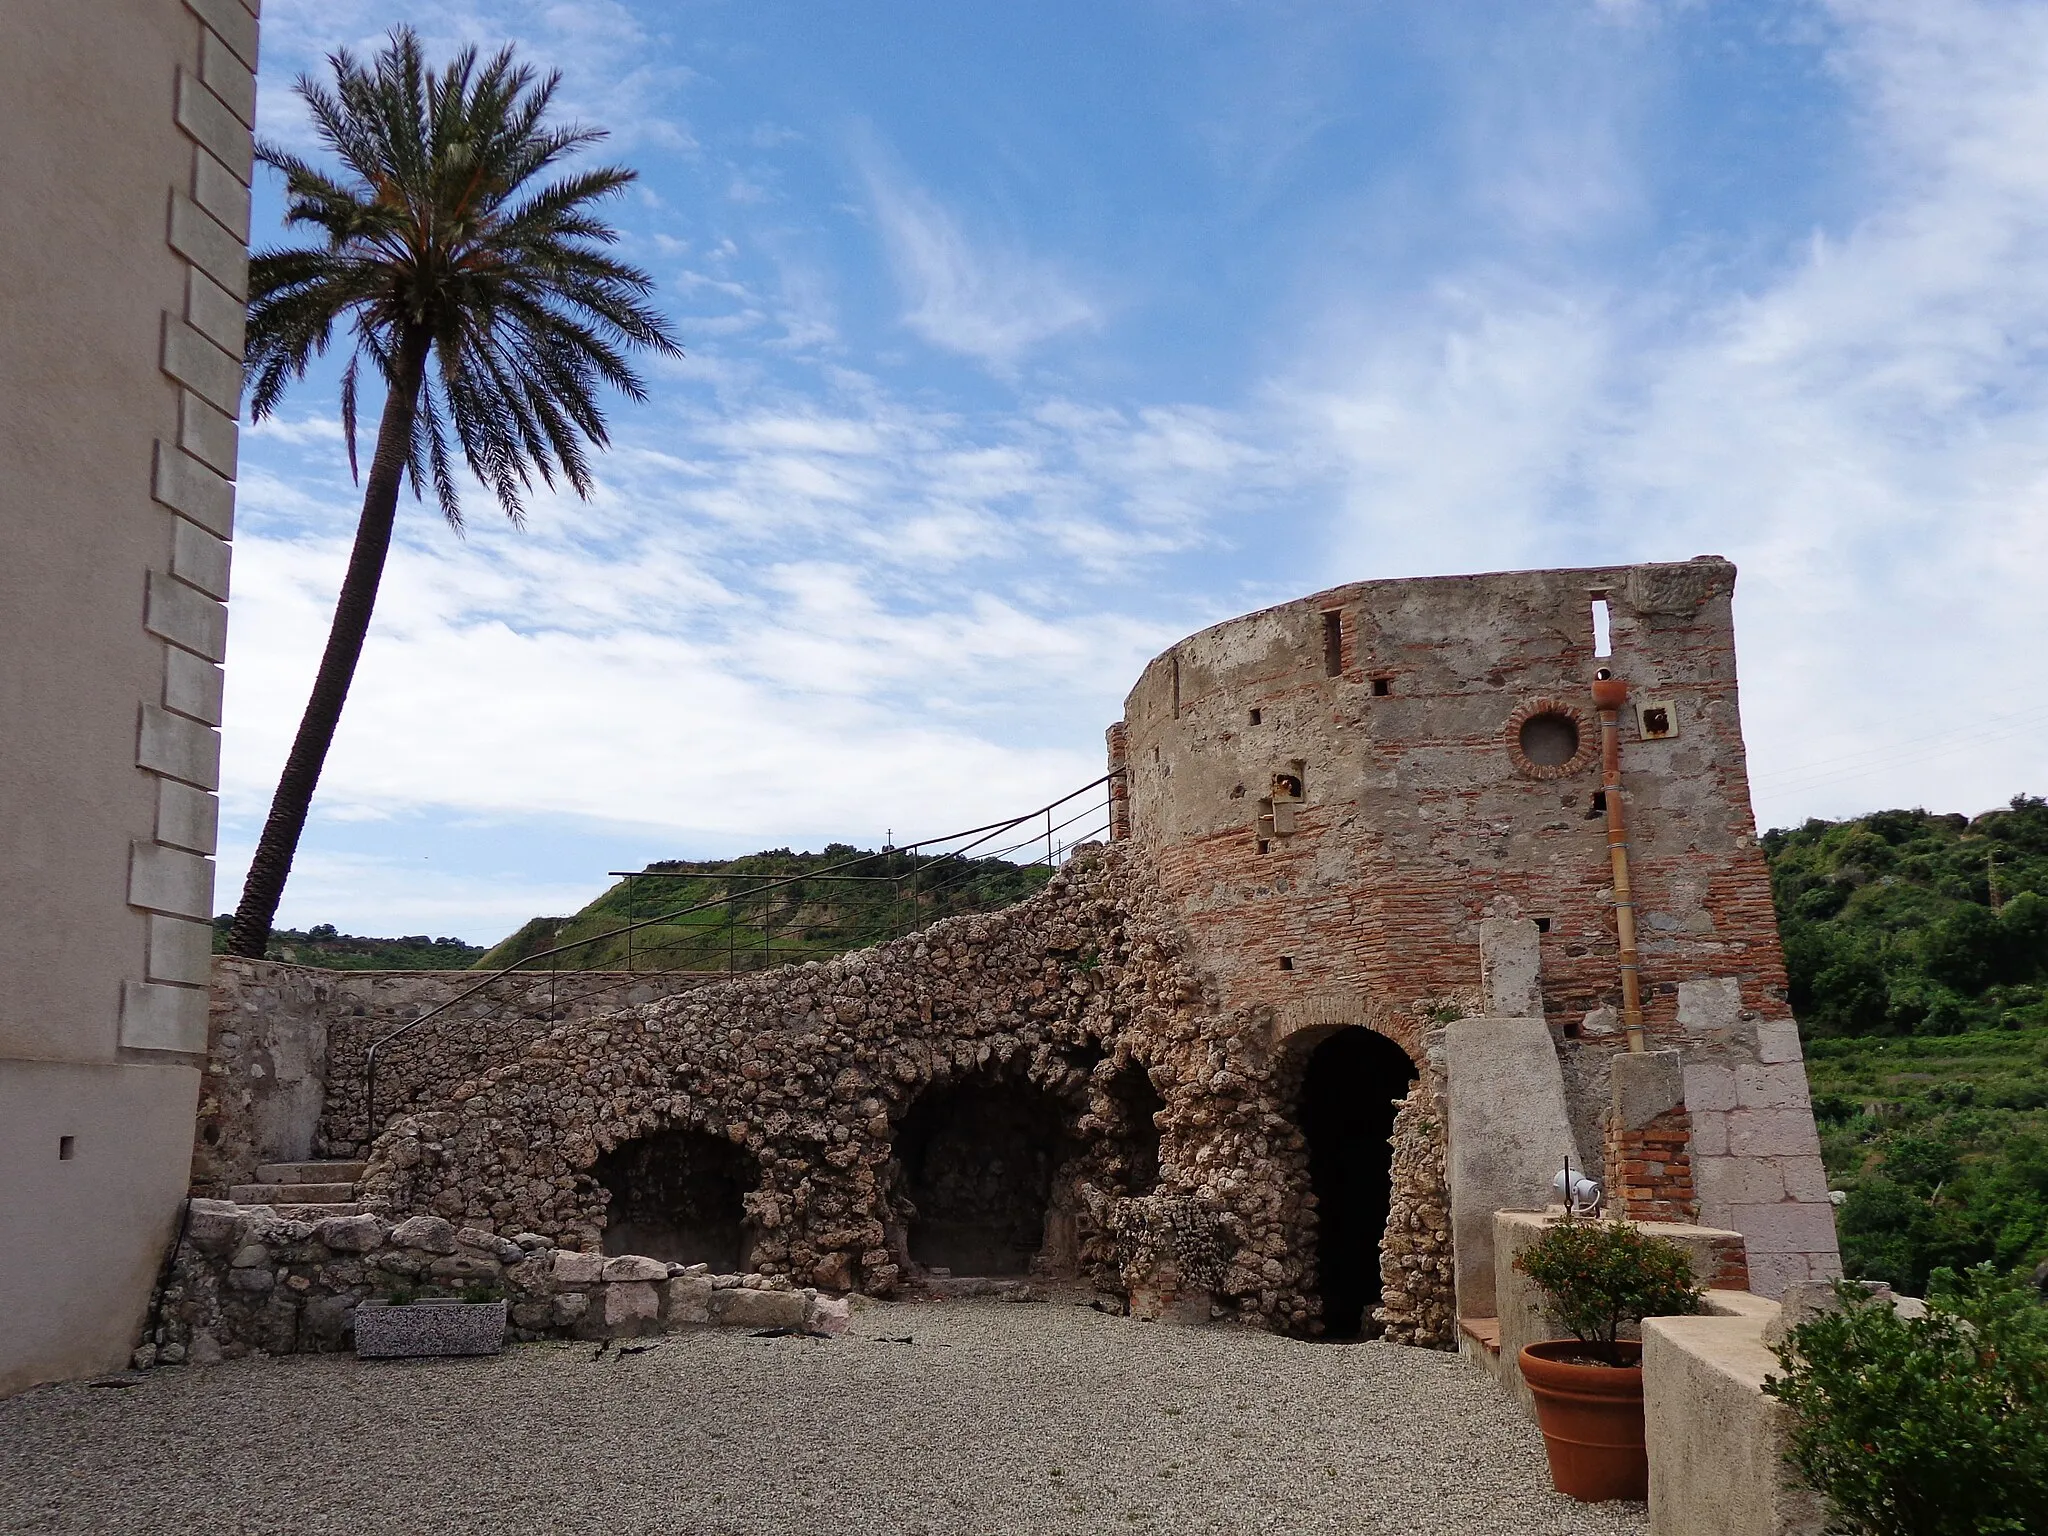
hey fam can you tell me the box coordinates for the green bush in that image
[1512,1216,1703,1355]
[1763,1267,2048,1536]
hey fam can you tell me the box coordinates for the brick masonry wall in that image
[1607,1106,1700,1224]
[1112,560,1841,1294]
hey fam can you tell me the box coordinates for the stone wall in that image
[1375,1076,1454,1346]
[197,958,718,1189]
[1111,560,1841,1293]
[141,1198,852,1367]
[350,845,1444,1335]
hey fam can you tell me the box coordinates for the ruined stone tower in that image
[1109,557,1841,1297]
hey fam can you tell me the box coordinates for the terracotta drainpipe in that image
[1592,669,1646,1052]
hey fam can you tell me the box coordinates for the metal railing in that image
[358,774,1117,1146]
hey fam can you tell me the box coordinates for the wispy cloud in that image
[854,134,1099,371]
[1291,0,2048,826]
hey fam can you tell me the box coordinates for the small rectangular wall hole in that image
[59,1136,75,1160]
[1249,708,1261,725]
[1591,597,1612,658]
[1278,956,1294,971]
[1256,838,1270,854]
[1321,612,1343,677]
[1371,676,1391,696]
[1534,917,1552,934]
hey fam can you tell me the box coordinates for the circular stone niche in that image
[1506,699,1596,779]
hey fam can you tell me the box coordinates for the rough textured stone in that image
[601,1255,668,1283]
[389,1215,457,1254]
[708,1287,808,1330]
[312,1214,383,1253]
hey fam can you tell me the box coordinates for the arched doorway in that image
[1297,1027,1418,1337]
[896,1078,1073,1276]
[593,1127,759,1267]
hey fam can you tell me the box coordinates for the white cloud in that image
[1293,0,2048,828]
[855,137,1099,370]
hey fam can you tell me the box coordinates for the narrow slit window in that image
[1171,652,1182,718]
[58,1136,75,1160]
[1591,597,1612,658]
[1321,612,1344,677]
[1249,708,1262,726]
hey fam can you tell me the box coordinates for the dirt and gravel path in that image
[0,1299,1647,1536]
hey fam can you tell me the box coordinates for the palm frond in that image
[243,23,682,526]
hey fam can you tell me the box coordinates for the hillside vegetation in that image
[473,845,1053,973]
[210,918,486,970]
[1767,796,2048,1291]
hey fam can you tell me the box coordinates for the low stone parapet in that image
[137,1199,852,1368]
[1487,1207,1751,1409]
[1643,1305,1825,1536]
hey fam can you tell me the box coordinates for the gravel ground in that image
[0,1300,1648,1536]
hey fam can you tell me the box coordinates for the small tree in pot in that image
[1514,1217,1704,1501]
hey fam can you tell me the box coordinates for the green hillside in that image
[211,917,486,970]
[1767,796,2048,1291]
[473,844,1053,973]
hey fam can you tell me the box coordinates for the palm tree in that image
[225,29,681,959]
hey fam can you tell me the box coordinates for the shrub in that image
[1512,1216,1704,1356]
[1763,1267,2048,1536]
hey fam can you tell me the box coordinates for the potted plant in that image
[1513,1216,1704,1501]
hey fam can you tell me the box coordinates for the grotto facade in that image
[184,558,1841,1351]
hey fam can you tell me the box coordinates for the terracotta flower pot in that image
[1519,1339,1647,1502]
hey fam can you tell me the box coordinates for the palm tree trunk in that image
[225,329,433,959]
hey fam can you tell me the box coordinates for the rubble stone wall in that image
[1111,560,1841,1293]
[142,1198,852,1367]
[354,846,1447,1335]
[199,958,717,1187]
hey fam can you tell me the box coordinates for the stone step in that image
[254,1161,367,1185]
[230,1182,357,1204]
[267,1202,365,1219]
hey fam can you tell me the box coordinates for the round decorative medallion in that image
[1505,698,1599,780]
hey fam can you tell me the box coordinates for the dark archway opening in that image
[1298,1028,1418,1338]
[897,1079,1074,1276]
[1102,1059,1165,1196]
[594,1127,759,1268]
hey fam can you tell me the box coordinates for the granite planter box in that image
[354,1298,508,1359]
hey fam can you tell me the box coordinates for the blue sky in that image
[223,0,2048,942]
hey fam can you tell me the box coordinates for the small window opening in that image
[1170,651,1182,719]
[1249,708,1262,726]
[1591,596,1612,658]
[1278,956,1295,971]
[1585,789,1607,820]
[58,1136,75,1160]
[1321,612,1344,677]
[1534,917,1552,934]
[1371,677,1391,697]
[1256,839,1270,854]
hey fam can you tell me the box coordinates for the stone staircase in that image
[226,1160,367,1218]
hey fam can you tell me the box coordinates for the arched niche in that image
[593,1126,760,1268]
[895,1076,1077,1277]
